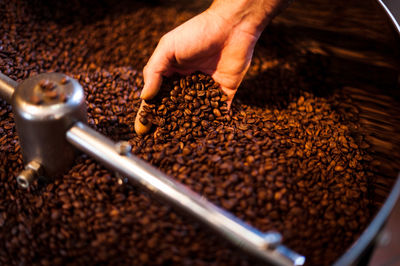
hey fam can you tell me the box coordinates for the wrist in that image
[208,0,287,38]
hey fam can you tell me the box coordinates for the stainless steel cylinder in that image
[12,73,86,177]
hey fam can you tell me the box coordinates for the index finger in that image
[141,36,175,100]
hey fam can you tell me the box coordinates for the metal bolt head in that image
[16,160,42,189]
[116,172,128,185]
[115,141,132,156]
[263,231,282,249]
[114,141,131,185]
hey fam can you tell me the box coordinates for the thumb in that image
[220,86,236,110]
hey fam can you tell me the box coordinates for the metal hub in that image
[12,73,87,180]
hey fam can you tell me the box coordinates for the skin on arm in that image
[135,0,289,135]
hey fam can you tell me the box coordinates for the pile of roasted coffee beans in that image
[132,72,373,265]
[0,0,388,265]
[138,73,230,130]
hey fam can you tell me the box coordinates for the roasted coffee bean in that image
[39,79,51,90]
[59,92,68,103]
[60,77,70,85]
[30,95,43,105]
[213,108,222,117]
[184,95,193,101]
[44,90,58,99]
[139,116,149,125]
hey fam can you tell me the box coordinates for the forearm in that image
[208,0,289,38]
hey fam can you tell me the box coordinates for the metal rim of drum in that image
[334,1,400,265]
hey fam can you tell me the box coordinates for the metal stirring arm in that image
[0,72,305,266]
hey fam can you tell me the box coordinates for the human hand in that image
[135,0,287,135]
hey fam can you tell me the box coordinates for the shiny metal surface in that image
[16,160,42,189]
[0,72,17,104]
[67,122,305,266]
[378,0,400,34]
[12,73,87,177]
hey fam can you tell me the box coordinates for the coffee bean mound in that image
[0,0,393,266]
[139,73,230,130]
[132,72,373,265]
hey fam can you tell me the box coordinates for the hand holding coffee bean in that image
[135,0,289,135]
